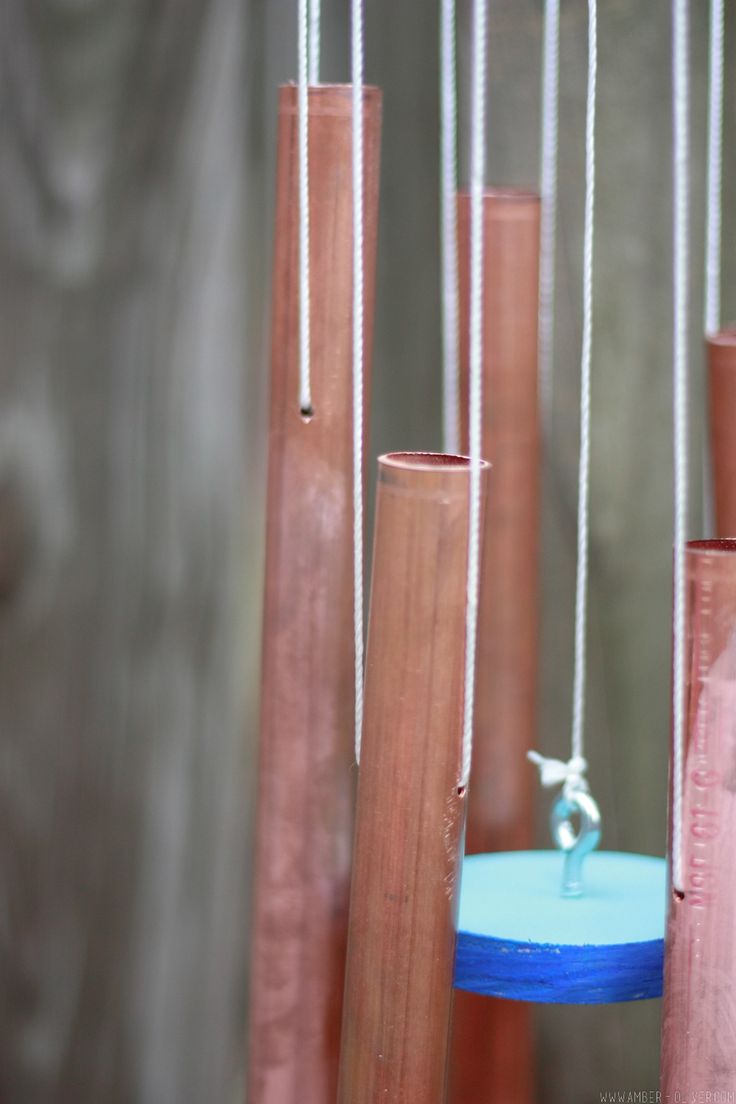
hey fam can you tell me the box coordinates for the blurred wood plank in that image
[0,2,257,1101]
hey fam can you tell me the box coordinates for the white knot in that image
[527,751,588,796]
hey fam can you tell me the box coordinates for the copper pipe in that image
[708,328,736,535]
[450,187,540,1104]
[247,83,381,1104]
[661,539,736,1096]
[337,452,489,1104]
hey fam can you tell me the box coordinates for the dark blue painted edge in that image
[453,931,664,1005]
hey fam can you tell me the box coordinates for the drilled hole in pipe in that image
[457,785,466,798]
[300,404,314,422]
[673,888,685,902]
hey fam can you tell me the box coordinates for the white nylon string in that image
[705,0,724,336]
[440,0,461,455]
[297,0,312,414]
[460,0,488,789]
[569,0,597,766]
[308,0,321,85]
[352,0,366,762]
[538,0,560,419]
[671,0,690,894]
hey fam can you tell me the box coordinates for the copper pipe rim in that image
[706,326,736,347]
[380,451,490,472]
[282,81,381,92]
[280,83,381,115]
[457,186,539,202]
[687,538,736,555]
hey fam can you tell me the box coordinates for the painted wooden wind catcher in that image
[247,83,381,1104]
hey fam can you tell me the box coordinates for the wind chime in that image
[247,1,736,1101]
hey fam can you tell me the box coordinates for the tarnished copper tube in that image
[450,188,540,1104]
[707,329,736,535]
[337,452,489,1104]
[247,84,381,1104]
[661,539,736,1097]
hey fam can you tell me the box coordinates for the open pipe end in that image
[380,451,488,473]
[707,325,736,347]
[456,185,540,203]
[687,538,736,555]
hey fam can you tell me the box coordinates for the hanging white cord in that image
[671,0,690,895]
[460,0,488,789]
[440,0,461,455]
[570,0,597,766]
[538,0,560,420]
[705,0,724,336]
[297,0,312,415]
[352,0,366,761]
[308,0,321,85]
[527,0,596,795]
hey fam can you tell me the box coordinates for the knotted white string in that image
[527,752,589,800]
[440,0,461,455]
[297,0,312,415]
[705,0,724,337]
[460,0,488,789]
[352,0,366,762]
[539,0,560,420]
[671,0,690,895]
[529,0,596,797]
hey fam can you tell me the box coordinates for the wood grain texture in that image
[247,84,382,1104]
[0,2,254,1101]
[449,187,540,1104]
[661,540,736,1097]
[708,330,736,536]
[337,453,487,1104]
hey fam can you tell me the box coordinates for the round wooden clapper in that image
[454,850,666,1004]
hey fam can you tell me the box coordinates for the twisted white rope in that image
[671,0,690,894]
[460,0,488,789]
[539,0,560,419]
[441,0,461,455]
[529,0,596,792]
[309,0,321,85]
[352,0,366,762]
[705,0,724,336]
[297,0,312,415]
[570,0,597,767]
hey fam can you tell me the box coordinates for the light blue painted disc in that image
[454,851,667,1005]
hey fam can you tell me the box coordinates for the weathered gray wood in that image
[0,2,257,1101]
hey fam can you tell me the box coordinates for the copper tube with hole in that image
[247,83,381,1104]
[708,329,736,535]
[337,452,489,1104]
[449,187,540,1104]
[660,539,736,1096]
